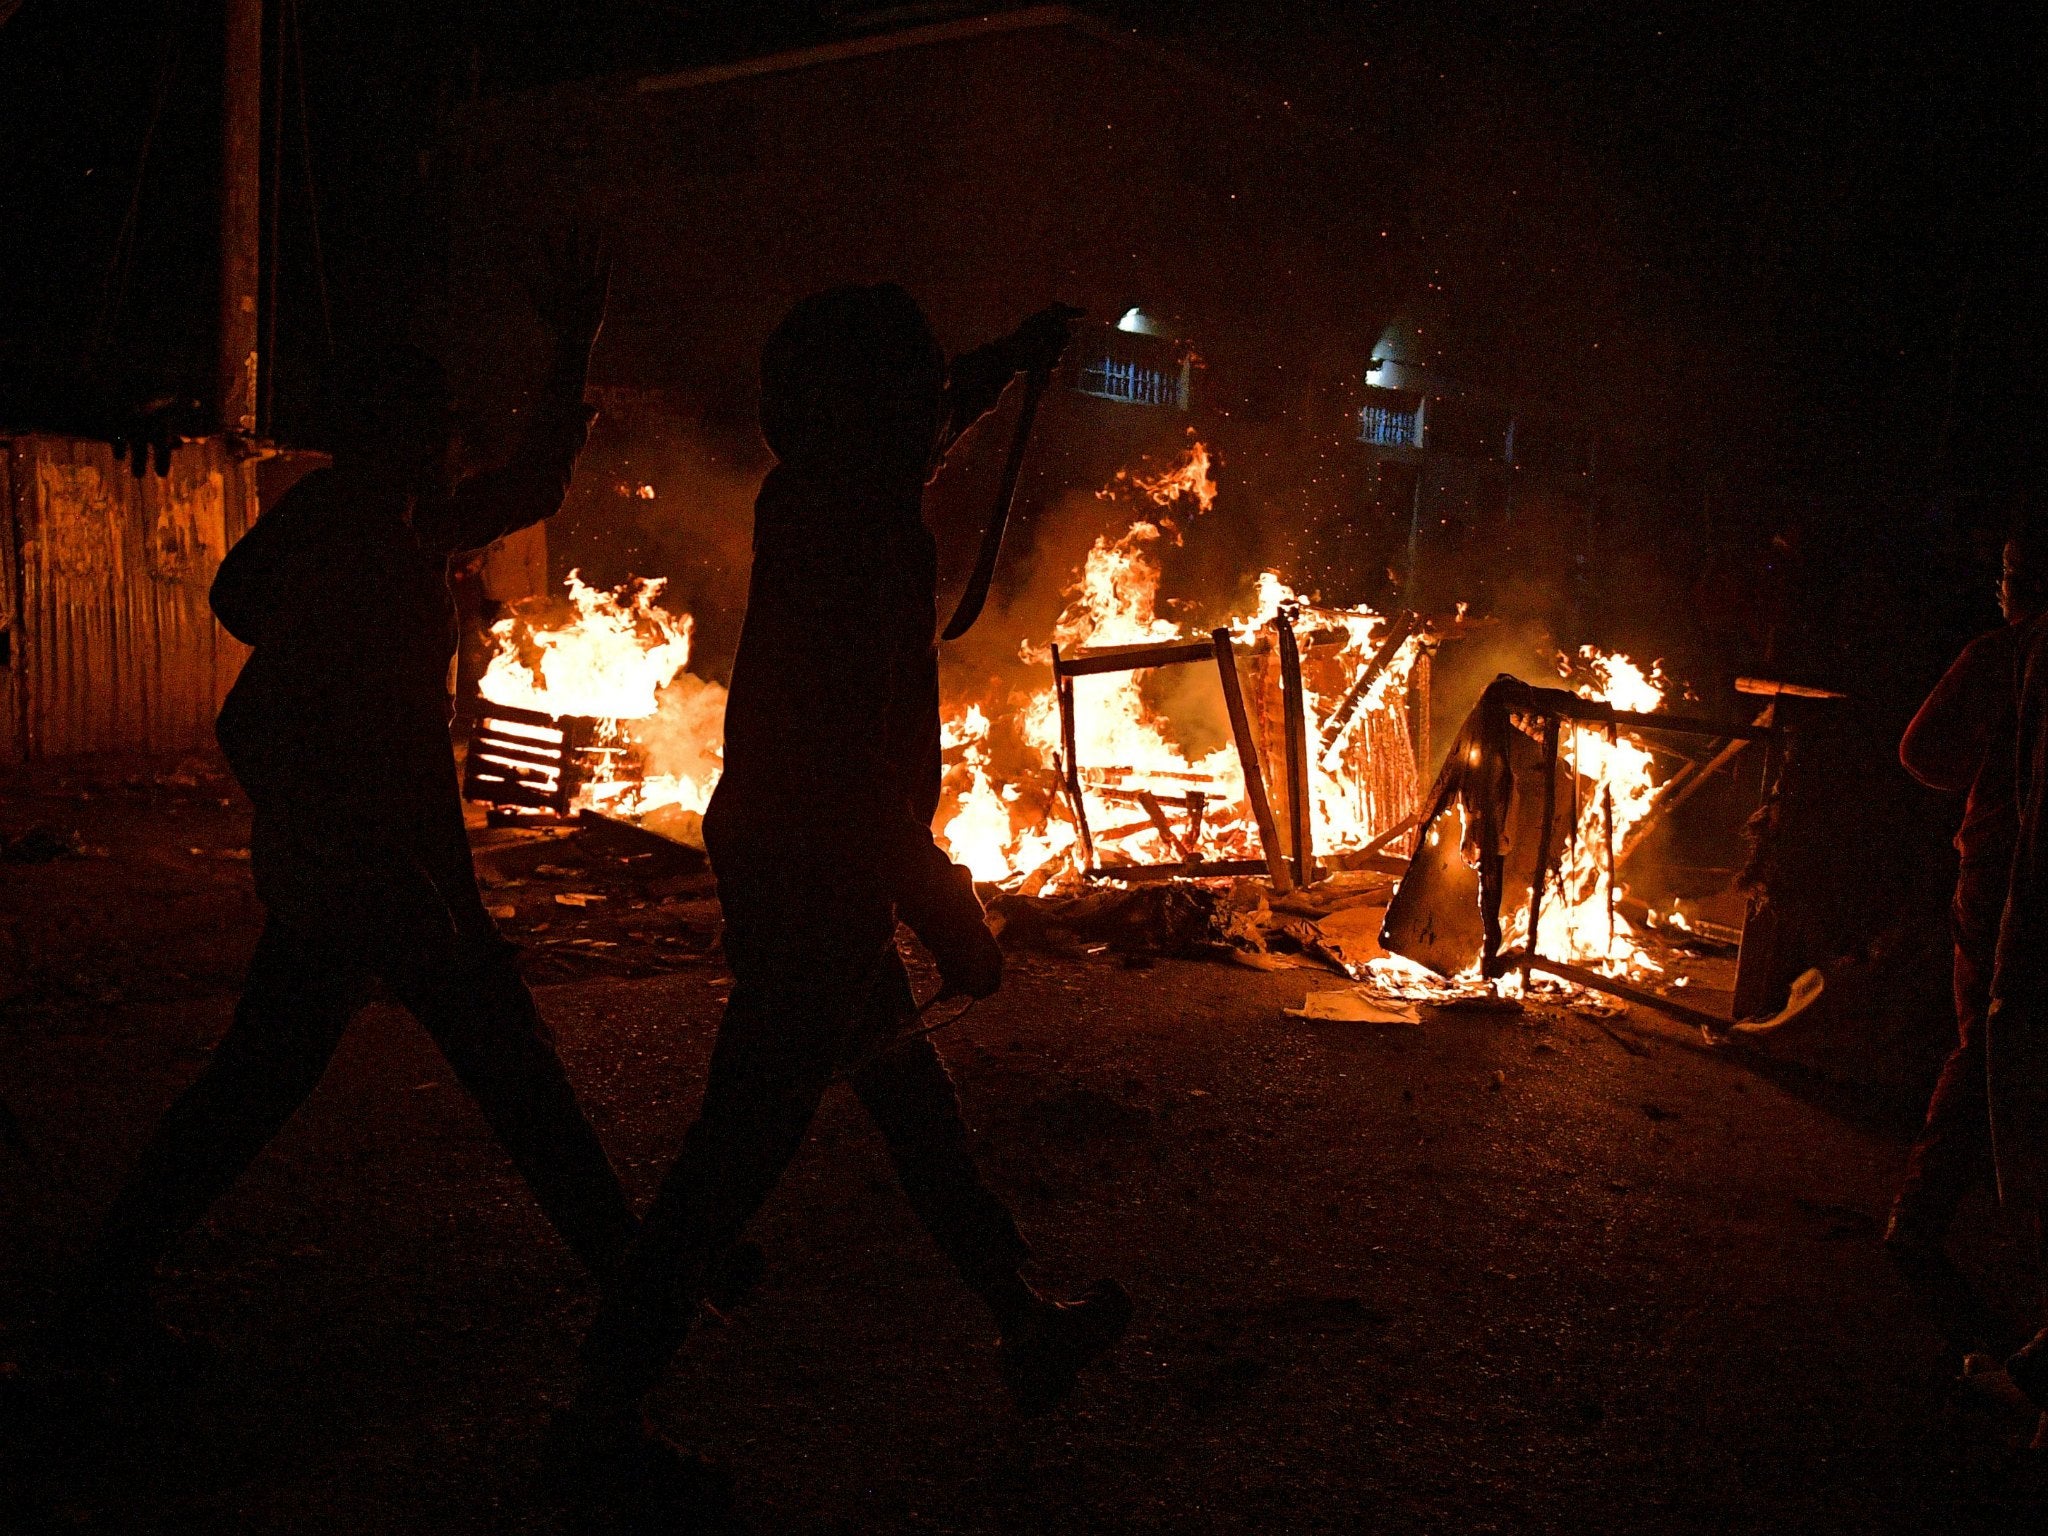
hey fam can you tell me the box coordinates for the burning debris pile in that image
[468,573,727,844]
[935,440,1436,892]
[460,439,1721,1018]
[464,441,1438,887]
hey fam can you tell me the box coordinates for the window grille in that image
[1358,386,1423,449]
[1078,354,1188,409]
[1359,400,1420,448]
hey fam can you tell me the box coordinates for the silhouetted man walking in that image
[552,285,1130,1508]
[1888,529,2047,1352]
[65,241,634,1363]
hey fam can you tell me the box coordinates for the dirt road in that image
[2,756,2043,1532]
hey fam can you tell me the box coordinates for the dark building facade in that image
[432,6,1402,670]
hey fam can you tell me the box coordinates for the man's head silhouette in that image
[322,344,460,493]
[759,283,947,477]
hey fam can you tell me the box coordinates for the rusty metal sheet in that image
[3,434,254,761]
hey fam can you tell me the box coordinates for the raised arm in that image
[415,232,611,557]
[935,303,1081,462]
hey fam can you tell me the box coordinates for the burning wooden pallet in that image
[461,701,599,818]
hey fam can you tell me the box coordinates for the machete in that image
[941,364,1050,641]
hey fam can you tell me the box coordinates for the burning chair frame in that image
[1049,605,1428,894]
[1383,672,1841,1036]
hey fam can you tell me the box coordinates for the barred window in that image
[1358,387,1423,449]
[1071,321,1192,410]
[1077,354,1188,409]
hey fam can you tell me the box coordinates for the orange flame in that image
[477,572,726,835]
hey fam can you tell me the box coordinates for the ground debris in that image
[988,870,1400,980]
[989,883,1219,960]
[1285,990,1420,1025]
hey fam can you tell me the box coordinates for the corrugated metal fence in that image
[2,434,255,762]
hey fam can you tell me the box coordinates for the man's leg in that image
[2010,1204,2048,1416]
[1891,945,1996,1247]
[393,941,635,1286]
[1887,886,2007,1352]
[848,959,1128,1411]
[575,982,841,1411]
[75,922,359,1310]
[845,965,1031,1325]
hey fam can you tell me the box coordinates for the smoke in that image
[555,390,769,680]
[633,671,728,789]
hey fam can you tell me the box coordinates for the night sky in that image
[1,0,2039,507]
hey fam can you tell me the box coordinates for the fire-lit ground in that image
[2,754,2045,1534]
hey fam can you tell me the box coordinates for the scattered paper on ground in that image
[1287,989,1422,1025]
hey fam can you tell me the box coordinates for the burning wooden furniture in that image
[1051,624,1296,890]
[1380,673,1842,1035]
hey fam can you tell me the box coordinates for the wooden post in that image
[1212,628,1292,892]
[217,0,263,436]
[1277,607,1314,885]
[1050,644,1095,871]
[1732,707,1792,1020]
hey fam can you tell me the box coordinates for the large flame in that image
[477,572,726,832]
[1498,646,1670,979]
[479,571,693,720]
[935,439,1429,890]
[470,440,1647,958]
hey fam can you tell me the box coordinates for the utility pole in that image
[217,0,263,437]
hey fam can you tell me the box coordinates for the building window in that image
[1359,386,1423,449]
[1072,322,1192,410]
[1078,355,1188,408]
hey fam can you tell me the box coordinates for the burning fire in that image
[1500,646,1671,979]
[478,571,692,720]
[478,442,1435,899]
[936,440,1430,889]
[474,440,1678,996]
[476,572,726,837]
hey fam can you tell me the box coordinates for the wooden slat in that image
[1054,637,1217,677]
[1212,627,1292,892]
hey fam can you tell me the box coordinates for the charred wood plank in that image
[1317,610,1419,761]
[1213,627,1292,892]
[1055,638,1217,677]
[1515,952,1733,1037]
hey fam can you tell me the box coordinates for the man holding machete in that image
[550,285,1130,1509]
